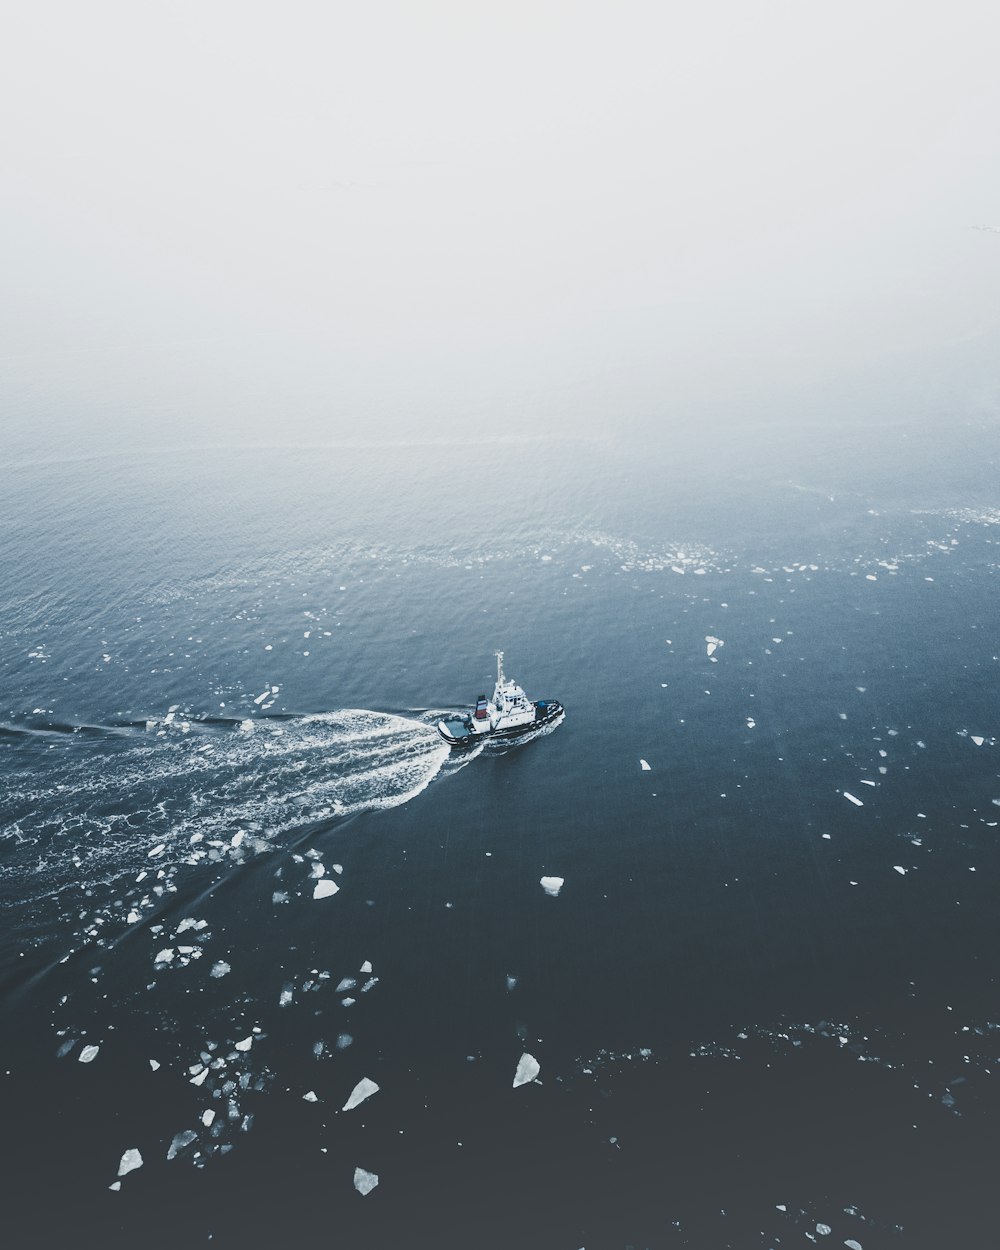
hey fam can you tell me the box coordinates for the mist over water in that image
[4,3,1000,1248]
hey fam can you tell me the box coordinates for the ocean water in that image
[3,419,1000,1248]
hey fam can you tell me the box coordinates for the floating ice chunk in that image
[336,978,357,993]
[253,690,270,706]
[893,865,907,875]
[842,792,864,807]
[154,948,174,965]
[149,1059,160,1071]
[705,635,724,656]
[972,736,985,747]
[342,1077,379,1111]
[310,862,326,879]
[126,909,141,924]
[860,779,876,786]
[639,759,651,771]
[231,831,246,848]
[202,1109,215,1127]
[844,1241,863,1250]
[513,1053,540,1087]
[109,1181,121,1191]
[746,717,756,728]
[210,961,231,978]
[279,987,294,1007]
[506,975,518,991]
[235,1036,253,1052]
[361,977,378,993]
[272,891,289,904]
[117,1148,143,1177]
[190,1068,208,1087]
[816,1225,831,1236]
[147,844,166,859]
[303,1090,318,1103]
[540,876,564,897]
[354,1167,379,1195]
[360,959,372,973]
[337,1034,353,1049]
[166,1130,197,1161]
[313,879,340,900]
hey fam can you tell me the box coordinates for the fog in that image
[3,0,999,455]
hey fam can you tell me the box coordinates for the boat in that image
[436,652,563,749]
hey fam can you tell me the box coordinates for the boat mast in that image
[495,650,505,687]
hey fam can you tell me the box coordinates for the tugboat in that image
[437,652,563,749]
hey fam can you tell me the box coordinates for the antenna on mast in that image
[495,650,504,686]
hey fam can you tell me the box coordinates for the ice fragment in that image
[639,759,651,771]
[166,1130,197,1160]
[540,876,564,897]
[354,1167,379,1195]
[117,1148,143,1177]
[210,961,231,978]
[79,1044,100,1064]
[313,879,340,900]
[842,792,864,807]
[513,1053,540,1087]
[342,1077,380,1111]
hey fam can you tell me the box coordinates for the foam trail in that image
[0,711,449,909]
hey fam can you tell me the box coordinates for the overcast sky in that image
[3,0,998,450]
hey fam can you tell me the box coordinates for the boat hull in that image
[437,699,563,749]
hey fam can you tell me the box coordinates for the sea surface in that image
[3,417,1000,1248]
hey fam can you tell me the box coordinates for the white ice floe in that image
[336,978,356,993]
[117,1148,143,1177]
[149,1059,160,1071]
[210,961,231,978]
[202,1110,215,1127]
[360,959,372,973]
[235,1036,253,1052]
[342,1077,380,1111]
[972,736,985,746]
[303,1090,318,1103]
[816,1224,831,1235]
[844,1241,863,1250]
[842,792,864,807]
[313,879,340,900]
[253,690,270,706]
[154,948,175,965]
[513,1053,540,1088]
[893,866,907,875]
[746,717,756,728]
[705,635,724,656]
[189,1068,208,1086]
[540,876,564,897]
[109,1182,121,1192]
[639,759,651,771]
[166,1130,197,1161]
[79,1044,100,1064]
[279,987,294,1007]
[354,1167,379,1195]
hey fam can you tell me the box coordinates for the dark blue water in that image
[3,421,1000,1248]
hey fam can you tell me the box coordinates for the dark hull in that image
[437,700,563,749]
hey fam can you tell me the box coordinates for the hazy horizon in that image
[3,0,999,456]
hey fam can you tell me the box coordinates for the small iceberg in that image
[540,876,564,897]
[354,1167,379,1196]
[313,879,340,900]
[342,1077,380,1111]
[117,1148,143,1177]
[513,1053,540,1088]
